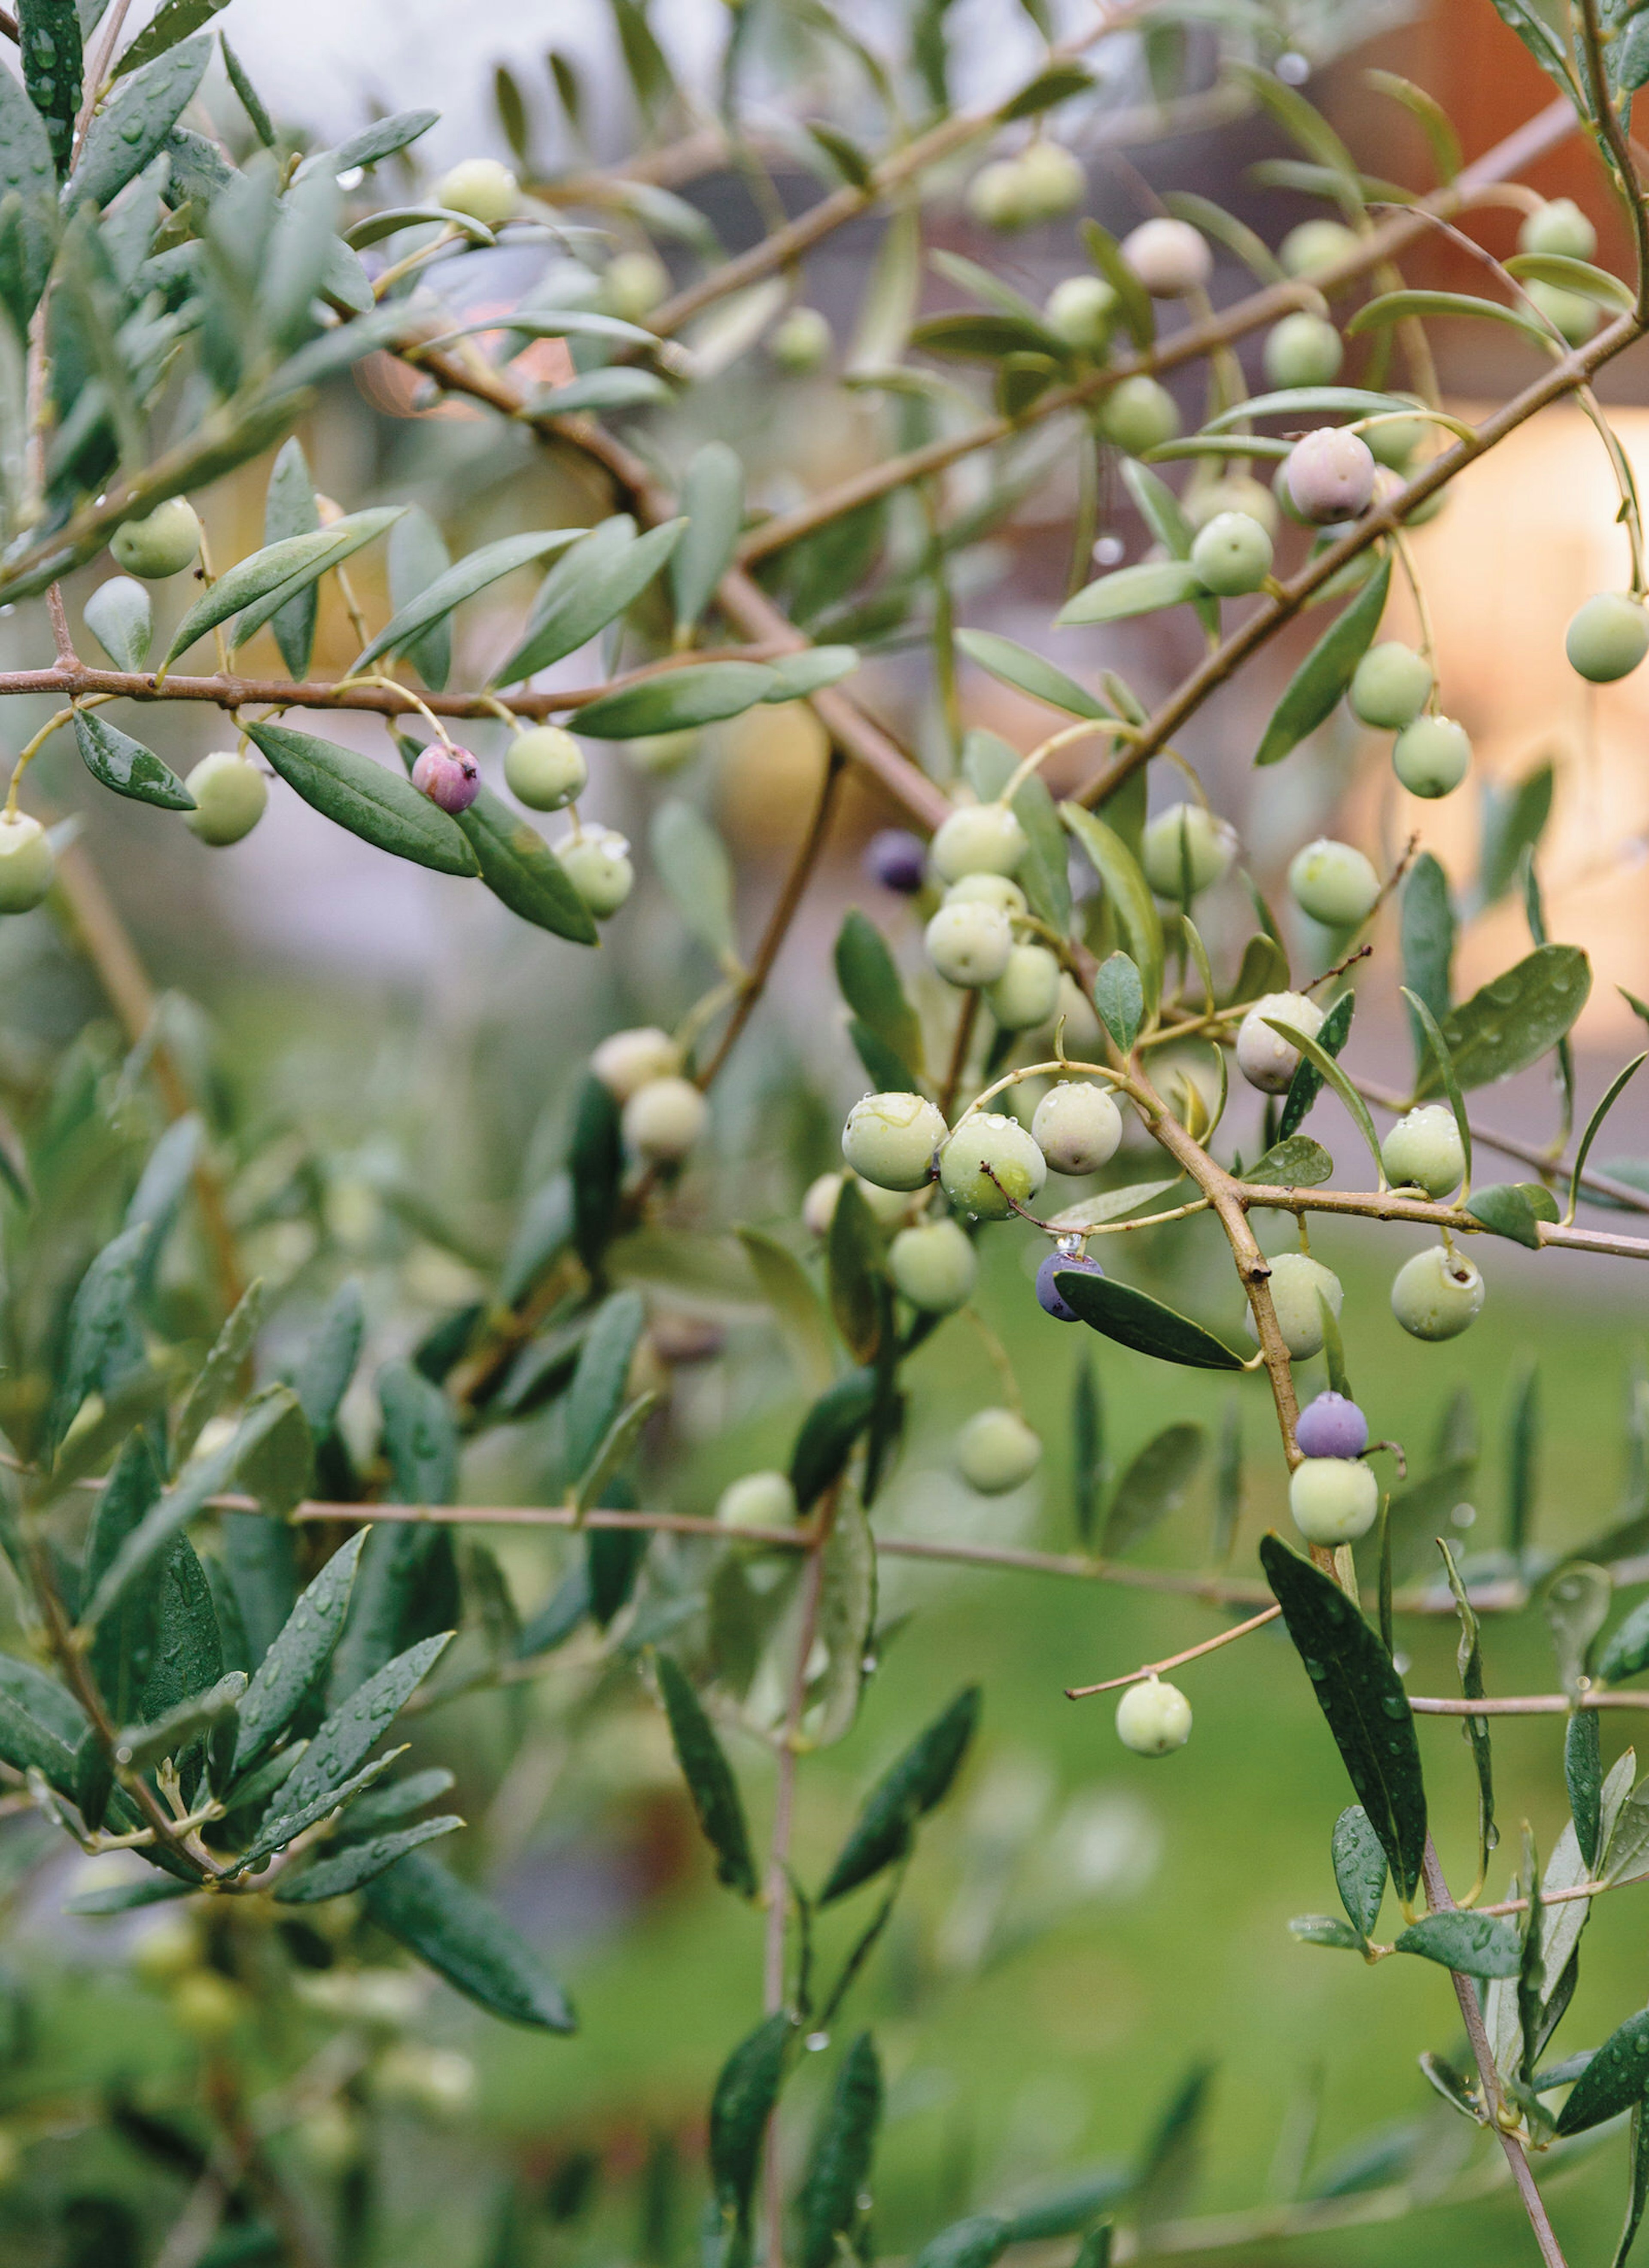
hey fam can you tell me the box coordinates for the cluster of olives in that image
[592,1025,706,1163]
[966,140,1086,232]
[922,800,1065,1027]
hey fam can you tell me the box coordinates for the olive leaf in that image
[1260,1533,1427,1900]
[575,660,782,739]
[1061,805,1163,1014]
[1053,1268,1246,1372]
[161,509,403,668]
[1416,945,1591,1095]
[1332,1804,1387,1939]
[798,2034,883,2268]
[1057,559,1205,627]
[492,516,685,685]
[1393,1910,1521,1977]
[1103,1423,1204,1559]
[654,1652,757,1897]
[352,529,584,673]
[243,720,478,878]
[73,710,194,809]
[955,629,1110,720]
[1255,555,1391,768]
[835,909,922,1079]
[1277,990,1354,1142]
[456,785,598,945]
[820,1685,980,1904]
[364,1850,576,2031]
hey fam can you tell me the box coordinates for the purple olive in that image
[1294,1390,1369,1460]
[1037,1249,1104,1322]
[865,827,927,894]
[411,742,481,814]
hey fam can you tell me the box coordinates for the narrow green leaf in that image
[457,784,599,944]
[73,707,195,812]
[274,1813,462,1902]
[736,1228,832,1392]
[913,2218,1012,2268]
[1080,219,1152,350]
[1400,986,1473,1190]
[161,510,402,668]
[1365,68,1462,181]
[791,1369,877,1509]
[113,0,226,78]
[709,2012,792,2247]
[1438,1539,1497,1887]
[575,660,781,739]
[654,1652,757,1896]
[1505,252,1635,312]
[1263,1017,1387,1182]
[259,436,323,677]
[295,109,440,181]
[1332,1804,1386,1938]
[492,516,685,685]
[82,578,152,673]
[835,909,922,1075]
[1255,557,1391,767]
[1543,1562,1611,1699]
[1347,288,1554,346]
[1136,2065,1214,2233]
[672,442,744,636]
[113,1668,243,1774]
[44,1219,149,1462]
[1057,559,1205,628]
[811,1486,876,1748]
[1394,1910,1521,1977]
[651,799,737,963]
[1567,1706,1603,1872]
[799,2034,883,2268]
[1072,1357,1103,1548]
[233,1530,367,1772]
[364,1849,576,2030]
[1277,991,1354,1142]
[1260,1534,1427,1899]
[20,0,81,176]
[827,1177,885,1367]
[243,719,478,878]
[352,529,583,673]
[1053,1270,1246,1371]
[1103,1423,1203,1559]
[1572,1055,1649,1222]
[955,629,1109,720]
[1238,1136,1333,1188]
[1558,2009,1649,2135]
[377,1360,457,1504]
[1418,945,1591,1095]
[1464,1183,1543,1248]
[1046,1179,1183,1234]
[386,505,452,691]
[566,1289,646,1481]
[1611,2101,1649,2268]
[1093,951,1143,1054]
[1202,386,1421,433]
[335,1765,456,1842]
[68,36,210,213]
[174,1280,265,1470]
[1061,805,1163,1015]
[820,1686,980,1904]
[1290,1914,1366,1950]
[292,1280,363,1436]
[277,1630,451,1821]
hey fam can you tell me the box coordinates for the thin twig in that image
[1065,1604,1281,1696]
[1354,1073,1649,1218]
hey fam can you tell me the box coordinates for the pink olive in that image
[411,743,481,814]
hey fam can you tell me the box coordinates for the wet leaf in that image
[799,2034,882,2268]
[820,1685,980,1903]
[1277,991,1354,1142]
[827,1176,885,1367]
[457,785,599,945]
[835,909,921,1076]
[233,1530,366,1772]
[1093,951,1143,1055]
[276,1629,450,1821]
[1255,556,1391,768]
[364,1849,575,2031]
[1053,1270,1245,1371]
[1103,1423,1203,1559]
[1238,1136,1333,1188]
[1394,1910,1521,1977]
[708,2012,792,2256]
[1558,2009,1649,2135]
[790,1369,878,1510]
[243,719,478,877]
[274,1813,461,1902]
[1417,943,1591,1093]
[1332,1804,1386,1939]
[1260,1534,1427,1899]
[654,1652,757,1896]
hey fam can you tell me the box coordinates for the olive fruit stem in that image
[1065,1603,1281,1697]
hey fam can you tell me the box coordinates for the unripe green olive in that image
[770,305,832,372]
[295,2105,362,2175]
[1381,1104,1466,1199]
[1392,714,1471,800]
[1526,278,1598,346]
[433,158,519,227]
[1349,641,1433,729]
[0,812,55,912]
[842,1092,948,1191]
[1566,592,1649,683]
[1287,838,1380,927]
[1115,1676,1192,1755]
[1120,216,1211,298]
[955,1406,1043,1493]
[1285,427,1376,522]
[939,1111,1047,1219]
[889,1218,977,1313]
[966,158,1032,231]
[1015,141,1085,223]
[131,1913,201,1982]
[1518,197,1597,262]
[1235,991,1324,1094]
[1141,802,1236,898]
[1031,1080,1123,1175]
[505,725,587,809]
[1263,311,1344,390]
[1289,1456,1379,1544]
[1044,274,1117,351]
[987,943,1061,1031]
[1244,1250,1342,1360]
[1096,375,1180,455]
[621,1074,707,1162]
[717,1469,798,1529]
[183,752,267,847]
[556,824,633,915]
[110,496,201,579]
[945,872,1028,916]
[803,1170,910,1235]
[925,899,1014,988]
[1391,1244,1485,1340]
[592,1026,681,1100]
[1279,219,1360,277]
[1190,510,1274,597]
[172,1970,241,2041]
[931,800,1025,882]
[372,2044,477,2116]
[1186,474,1279,537]
[603,250,670,321]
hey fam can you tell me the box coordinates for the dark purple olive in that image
[1294,1390,1369,1460]
[411,742,481,814]
[865,827,927,894]
[1037,1248,1103,1322]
